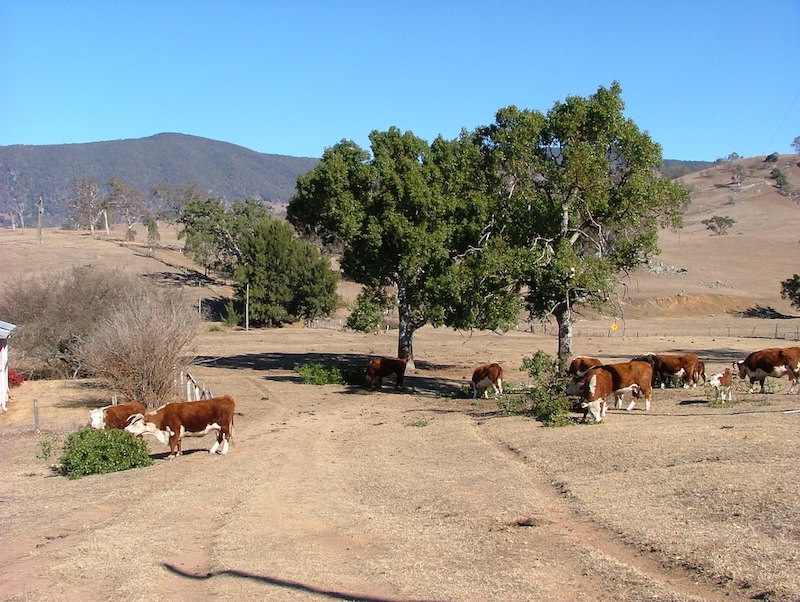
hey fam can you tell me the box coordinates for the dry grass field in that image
[1,156,799,601]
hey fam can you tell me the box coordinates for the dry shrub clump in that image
[0,266,199,407]
[76,284,199,408]
[0,267,135,378]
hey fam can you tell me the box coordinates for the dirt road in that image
[3,326,798,601]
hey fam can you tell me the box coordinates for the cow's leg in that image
[496,378,503,396]
[209,432,221,454]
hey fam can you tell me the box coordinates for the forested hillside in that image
[0,133,319,226]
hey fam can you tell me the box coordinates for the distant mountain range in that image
[0,132,713,227]
[0,133,319,226]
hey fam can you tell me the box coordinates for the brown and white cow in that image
[735,347,800,394]
[471,363,504,399]
[567,356,602,377]
[567,361,653,422]
[709,368,733,402]
[365,356,408,389]
[125,395,235,458]
[645,353,701,389]
[89,401,147,430]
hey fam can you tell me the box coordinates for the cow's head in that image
[88,408,105,429]
[125,414,169,445]
[734,360,746,380]
[580,398,604,423]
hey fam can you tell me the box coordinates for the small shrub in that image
[765,152,780,163]
[208,324,224,332]
[406,419,430,427]
[294,362,345,385]
[37,435,61,461]
[222,300,242,328]
[58,427,152,479]
[521,351,574,426]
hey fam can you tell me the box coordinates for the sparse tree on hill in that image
[107,177,145,240]
[150,182,204,223]
[701,215,736,235]
[178,197,271,275]
[791,136,800,154]
[69,178,104,234]
[780,274,800,310]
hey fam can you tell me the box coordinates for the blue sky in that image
[1,1,798,161]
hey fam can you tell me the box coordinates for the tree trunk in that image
[554,302,573,371]
[396,283,422,370]
[397,314,417,370]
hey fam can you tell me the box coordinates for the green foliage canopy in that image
[288,128,505,355]
[233,219,340,326]
[475,82,687,362]
[178,197,271,275]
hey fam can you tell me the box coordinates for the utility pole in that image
[37,197,44,245]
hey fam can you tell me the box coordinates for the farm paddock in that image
[1,324,798,601]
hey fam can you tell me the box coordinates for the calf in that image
[567,356,602,377]
[366,352,408,389]
[692,360,707,387]
[567,361,653,422]
[89,401,147,430]
[709,368,733,402]
[735,347,800,394]
[125,395,235,458]
[471,363,504,399]
[646,353,701,388]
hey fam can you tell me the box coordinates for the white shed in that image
[1,320,17,411]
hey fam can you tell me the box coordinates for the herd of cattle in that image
[87,345,800,458]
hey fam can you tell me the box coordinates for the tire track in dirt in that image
[473,423,746,601]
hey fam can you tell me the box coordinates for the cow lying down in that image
[125,395,235,458]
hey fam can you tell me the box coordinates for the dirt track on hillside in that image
[2,325,799,601]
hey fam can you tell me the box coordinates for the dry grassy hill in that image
[607,154,800,323]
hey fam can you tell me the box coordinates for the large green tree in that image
[287,127,507,362]
[476,83,687,364]
[233,219,340,326]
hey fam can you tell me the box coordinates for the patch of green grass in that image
[406,419,430,428]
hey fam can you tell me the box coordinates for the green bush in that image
[521,351,574,426]
[58,428,152,479]
[294,362,345,385]
[294,362,363,385]
[222,300,242,327]
[765,152,780,163]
